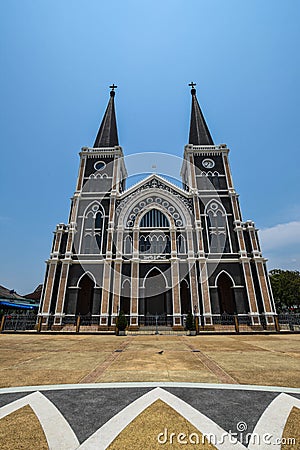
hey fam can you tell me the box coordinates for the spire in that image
[93,84,119,148]
[188,82,214,146]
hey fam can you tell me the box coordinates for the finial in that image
[109,83,117,97]
[189,81,196,95]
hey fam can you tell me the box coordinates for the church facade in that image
[39,85,276,330]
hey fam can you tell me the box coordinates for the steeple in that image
[188,82,214,146]
[93,84,119,148]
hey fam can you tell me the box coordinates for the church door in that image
[144,268,167,316]
[77,274,94,315]
[217,272,236,314]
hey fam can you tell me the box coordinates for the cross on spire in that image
[189,82,196,89]
[109,84,117,91]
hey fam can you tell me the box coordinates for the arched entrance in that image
[217,272,236,314]
[77,274,94,315]
[141,268,173,324]
[144,268,167,315]
[180,279,191,314]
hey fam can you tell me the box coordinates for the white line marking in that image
[0,382,299,395]
[0,391,79,450]
[78,387,245,450]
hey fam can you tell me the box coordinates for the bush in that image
[117,311,127,331]
[185,312,196,331]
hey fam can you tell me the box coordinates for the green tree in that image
[185,312,196,331]
[117,310,127,331]
[269,269,300,312]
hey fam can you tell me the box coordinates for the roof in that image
[0,285,25,300]
[0,300,38,310]
[93,89,119,148]
[119,173,191,200]
[189,87,214,146]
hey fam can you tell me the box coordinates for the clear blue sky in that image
[1,0,299,294]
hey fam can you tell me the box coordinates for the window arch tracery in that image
[81,203,104,254]
[140,209,169,228]
[206,200,229,253]
[177,234,187,254]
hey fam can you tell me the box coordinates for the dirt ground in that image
[0,333,299,388]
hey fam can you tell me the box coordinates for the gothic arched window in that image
[140,209,169,228]
[139,233,170,255]
[81,203,105,254]
[177,234,187,254]
[123,235,132,255]
[206,201,228,253]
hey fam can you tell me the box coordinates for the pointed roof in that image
[188,83,214,146]
[119,173,190,199]
[93,86,119,148]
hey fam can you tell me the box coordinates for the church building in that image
[39,84,276,330]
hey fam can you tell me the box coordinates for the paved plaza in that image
[0,334,299,449]
[1,334,300,388]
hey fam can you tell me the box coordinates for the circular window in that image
[202,158,215,169]
[94,161,106,171]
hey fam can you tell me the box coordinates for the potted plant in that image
[117,311,127,336]
[185,312,196,335]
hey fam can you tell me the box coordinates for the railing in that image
[1,313,37,331]
[139,314,173,327]
[277,313,300,331]
[1,313,300,334]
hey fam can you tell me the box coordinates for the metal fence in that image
[277,313,300,331]
[1,313,37,331]
[1,313,300,333]
[139,314,173,327]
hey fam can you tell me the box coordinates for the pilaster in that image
[111,260,122,325]
[199,260,213,327]
[130,260,139,329]
[171,258,182,328]
[100,260,111,328]
[53,261,71,329]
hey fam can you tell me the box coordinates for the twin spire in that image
[188,82,214,146]
[93,83,214,148]
[93,84,119,148]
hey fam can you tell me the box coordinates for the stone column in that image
[247,222,275,326]
[100,260,111,329]
[111,260,122,325]
[222,151,233,190]
[40,262,58,327]
[76,153,87,191]
[240,257,261,326]
[53,261,71,329]
[199,261,213,327]
[170,226,182,328]
[254,258,276,327]
[130,260,139,329]
[188,260,200,317]
[229,192,241,222]
[171,259,182,328]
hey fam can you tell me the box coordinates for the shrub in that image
[185,312,196,331]
[117,311,127,331]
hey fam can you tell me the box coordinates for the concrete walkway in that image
[0,383,300,449]
[0,334,299,448]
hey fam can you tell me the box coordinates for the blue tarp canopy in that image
[0,300,38,310]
